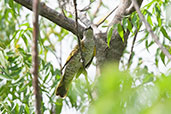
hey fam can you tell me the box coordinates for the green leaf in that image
[122,18,127,32]
[137,32,148,44]
[14,103,20,113]
[155,48,160,67]
[160,52,166,66]
[143,0,155,9]
[25,104,29,114]
[145,40,149,52]
[10,68,22,78]
[52,68,61,76]
[19,105,24,114]
[147,15,153,26]
[145,40,154,52]
[9,0,14,8]
[157,16,162,26]
[21,34,28,47]
[0,51,8,68]
[166,45,171,54]
[160,27,171,41]
[0,73,12,80]
[8,64,19,71]
[55,99,63,114]
[11,30,19,42]
[19,23,30,27]
[154,3,161,15]
[127,19,133,33]
[131,13,138,26]
[90,0,95,3]
[148,41,154,48]
[117,24,124,42]
[154,4,162,26]
[107,26,114,47]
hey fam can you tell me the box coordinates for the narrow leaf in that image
[107,26,114,47]
[127,19,133,33]
[117,24,124,42]
[160,52,166,66]
[122,18,127,32]
[147,15,153,26]
[9,0,14,8]
[0,74,12,80]
[160,27,171,41]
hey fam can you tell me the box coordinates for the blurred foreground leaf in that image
[89,64,171,114]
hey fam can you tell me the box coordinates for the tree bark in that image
[32,0,42,113]
[95,0,143,74]
[14,0,85,37]
[14,0,143,74]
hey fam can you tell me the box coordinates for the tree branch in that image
[14,0,85,37]
[132,0,171,60]
[32,0,42,113]
[95,0,143,70]
[93,0,102,19]
[95,6,118,27]
[73,0,86,68]
[127,28,139,69]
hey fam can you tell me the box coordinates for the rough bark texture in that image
[14,0,143,74]
[95,0,143,73]
[32,0,42,113]
[14,0,85,37]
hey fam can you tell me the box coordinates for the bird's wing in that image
[61,41,84,72]
[85,46,96,68]
[75,46,96,78]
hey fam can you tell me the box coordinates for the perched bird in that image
[55,6,118,98]
[56,28,95,98]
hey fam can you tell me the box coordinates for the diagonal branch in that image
[95,6,118,27]
[132,0,171,60]
[95,0,143,70]
[14,0,85,37]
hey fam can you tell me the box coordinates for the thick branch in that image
[106,0,141,62]
[95,0,143,69]
[132,0,171,60]
[14,0,85,37]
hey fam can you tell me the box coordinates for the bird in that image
[55,28,95,98]
[55,6,118,98]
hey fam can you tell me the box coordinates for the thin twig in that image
[127,28,138,69]
[32,0,42,113]
[60,41,62,70]
[93,0,102,19]
[73,0,86,69]
[46,28,63,73]
[73,0,94,102]
[50,49,61,68]
[132,0,171,60]
[84,72,94,102]
[46,39,62,70]
[95,6,118,27]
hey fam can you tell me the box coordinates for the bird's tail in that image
[55,78,69,98]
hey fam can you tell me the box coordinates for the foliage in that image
[0,0,171,114]
[119,0,171,71]
[0,0,92,113]
[89,64,171,114]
